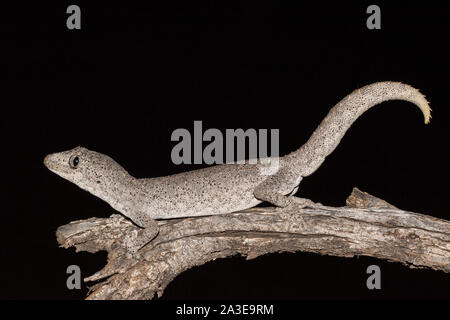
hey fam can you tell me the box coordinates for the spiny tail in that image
[287,81,431,176]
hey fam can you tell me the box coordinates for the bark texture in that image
[56,188,450,300]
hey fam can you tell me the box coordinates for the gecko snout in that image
[43,154,54,168]
[43,153,59,170]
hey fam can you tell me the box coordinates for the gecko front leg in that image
[124,212,159,253]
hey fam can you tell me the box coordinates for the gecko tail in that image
[336,81,432,126]
[396,83,431,124]
[286,81,432,175]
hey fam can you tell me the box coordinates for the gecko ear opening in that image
[69,155,80,169]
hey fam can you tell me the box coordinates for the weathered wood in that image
[56,188,450,300]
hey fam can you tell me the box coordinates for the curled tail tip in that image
[424,113,431,124]
[387,81,432,125]
[424,103,432,124]
[419,95,432,125]
[417,99,431,125]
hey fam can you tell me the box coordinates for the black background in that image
[1,1,449,300]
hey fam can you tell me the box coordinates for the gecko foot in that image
[124,227,159,253]
[288,197,322,209]
[280,197,322,220]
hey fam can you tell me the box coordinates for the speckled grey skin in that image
[44,82,431,252]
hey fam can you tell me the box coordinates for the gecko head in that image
[43,146,131,194]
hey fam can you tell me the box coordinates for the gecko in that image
[44,81,431,252]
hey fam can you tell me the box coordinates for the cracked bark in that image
[56,188,450,300]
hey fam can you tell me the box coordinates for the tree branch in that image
[56,188,450,300]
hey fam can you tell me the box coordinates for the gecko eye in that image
[69,155,80,169]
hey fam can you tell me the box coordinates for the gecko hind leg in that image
[254,173,320,209]
[254,188,317,209]
[288,186,299,196]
